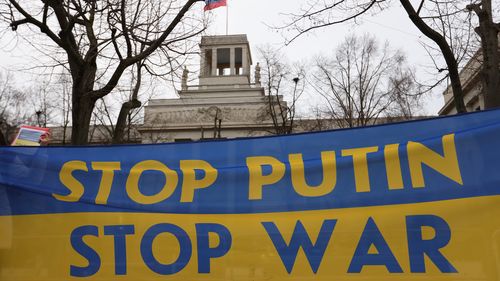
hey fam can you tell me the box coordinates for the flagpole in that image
[225,1,229,35]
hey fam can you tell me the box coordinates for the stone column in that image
[211,48,217,76]
[200,48,206,76]
[230,48,236,75]
[242,47,249,76]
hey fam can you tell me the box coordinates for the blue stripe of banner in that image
[1,109,500,215]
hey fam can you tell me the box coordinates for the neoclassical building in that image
[48,34,416,145]
[139,35,277,143]
[439,51,484,115]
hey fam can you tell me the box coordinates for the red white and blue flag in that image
[204,0,227,11]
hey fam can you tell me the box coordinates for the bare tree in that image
[310,35,421,128]
[29,82,59,127]
[55,71,73,144]
[279,0,500,113]
[1,0,206,144]
[257,45,306,135]
[89,68,159,144]
[387,68,423,119]
[112,61,143,143]
[0,72,32,144]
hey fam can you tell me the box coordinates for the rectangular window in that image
[235,48,243,75]
[217,48,231,76]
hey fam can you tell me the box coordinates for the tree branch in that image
[90,0,203,99]
[399,0,466,113]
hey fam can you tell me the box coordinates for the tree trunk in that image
[71,93,96,145]
[112,99,141,144]
[69,54,98,145]
[400,0,467,113]
[112,63,143,144]
[71,96,96,145]
[471,0,500,109]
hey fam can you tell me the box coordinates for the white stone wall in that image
[140,35,278,143]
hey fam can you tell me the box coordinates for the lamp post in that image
[35,111,43,127]
[288,77,300,134]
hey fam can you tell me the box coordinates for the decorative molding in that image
[146,106,268,124]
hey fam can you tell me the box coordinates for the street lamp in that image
[35,111,43,127]
[287,77,301,134]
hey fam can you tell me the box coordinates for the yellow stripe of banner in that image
[1,196,499,280]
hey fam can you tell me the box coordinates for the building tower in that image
[140,35,276,143]
[199,35,252,86]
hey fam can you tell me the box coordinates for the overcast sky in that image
[205,0,446,115]
[0,0,449,116]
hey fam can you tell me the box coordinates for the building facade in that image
[47,34,423,145]
[139,35,278,143]
[439,52,484,115]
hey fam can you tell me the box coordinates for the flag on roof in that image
[204,0,227,11]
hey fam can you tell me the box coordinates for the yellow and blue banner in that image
[1,110,500,280]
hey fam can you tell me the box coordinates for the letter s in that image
[54,161,88,202]
[70,225,101,277]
